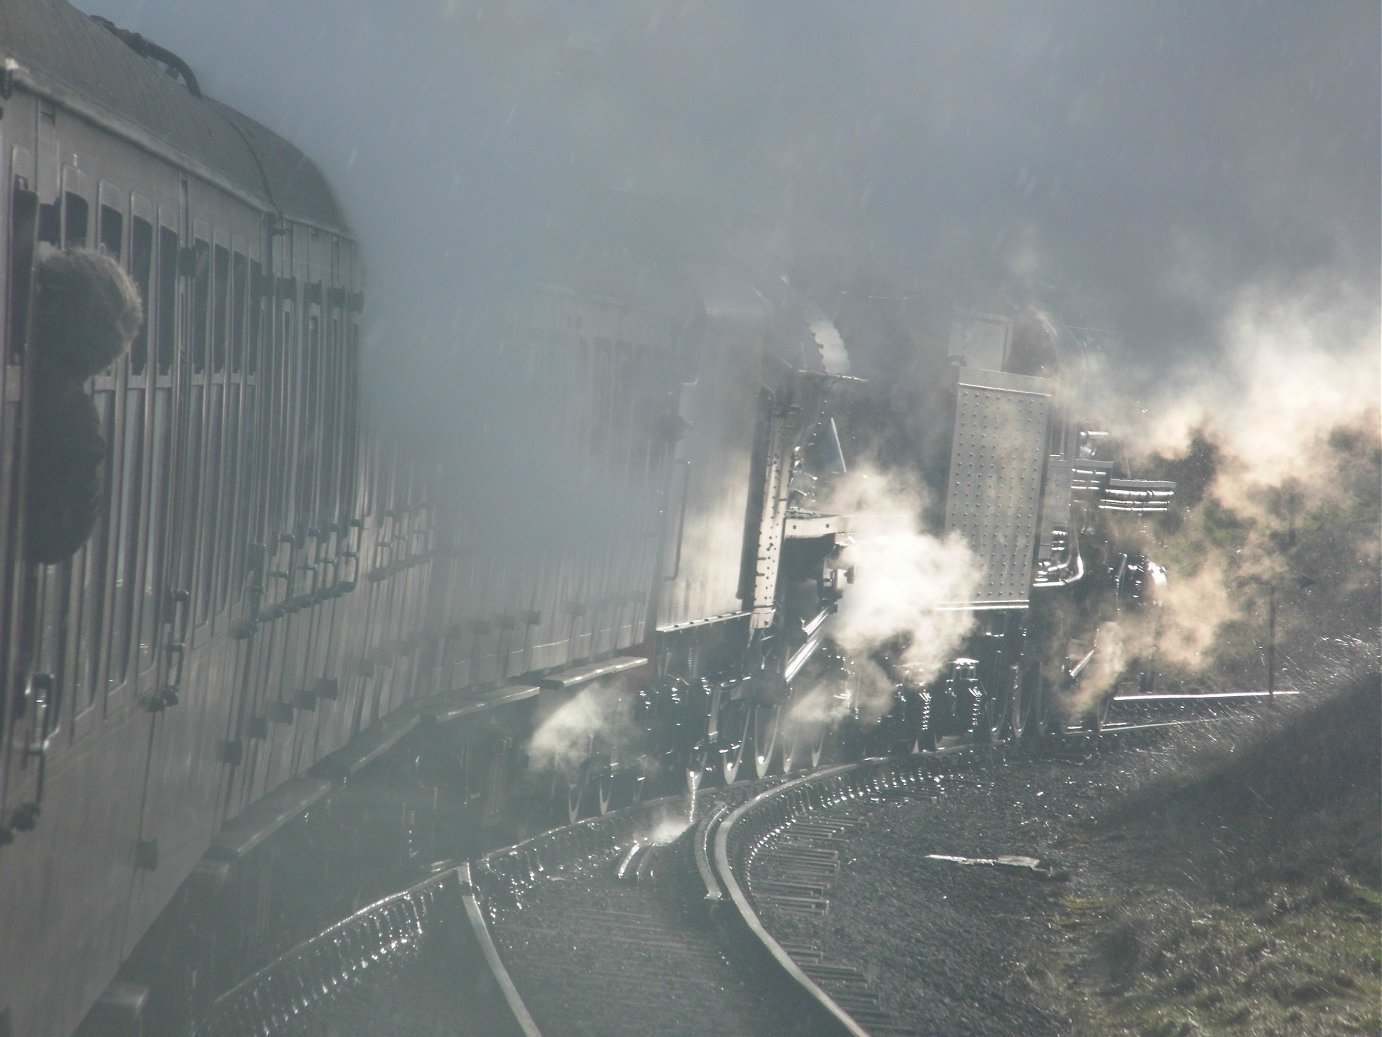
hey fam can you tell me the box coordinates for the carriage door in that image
[128,205,186,718]
[126,184,196,735]
[158,199,206,708]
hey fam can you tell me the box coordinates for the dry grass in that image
[1053,659,1381,1036]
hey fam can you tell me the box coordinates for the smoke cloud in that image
[74,1,1377,376]
[71,0,1378,680]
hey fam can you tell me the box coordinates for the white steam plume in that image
[821,464,981,722]
[526,680,634,779]
[1130,280,1379,508]
[1108,278,1380,679]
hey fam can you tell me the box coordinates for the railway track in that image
[193,694,1289,1036]
[707,754,991,1037]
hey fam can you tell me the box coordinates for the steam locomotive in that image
[0,3,1172,1034]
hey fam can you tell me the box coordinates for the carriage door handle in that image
[152,589,191,711]
[20,672,60,757]
[3,672,59,833]
[166,587,191,639]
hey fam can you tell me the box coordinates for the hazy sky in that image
[71,0,1378,377]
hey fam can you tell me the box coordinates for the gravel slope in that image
[750,680,1378,1037]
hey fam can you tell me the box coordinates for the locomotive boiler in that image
[0,3,1173,1034]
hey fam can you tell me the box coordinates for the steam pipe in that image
[784,635,823,685]
[1033,540,1086,589]
[828,417,848,474]
[801,606,833,639]
[1068,645,1097,680]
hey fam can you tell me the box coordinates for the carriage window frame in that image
[62,190,89,249]
[8,177,39,364]
[212,242,230,373]
[156,226,178,375]
[128,217,153,375]
[190,238,211,372]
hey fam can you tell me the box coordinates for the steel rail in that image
[712,764,880,1037]
[198,694,1273,1034]
[458,861,544,1037]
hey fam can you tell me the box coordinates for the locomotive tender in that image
[0,3,1171,1034]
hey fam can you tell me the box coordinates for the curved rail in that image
[713,765,873,1037]
[708,747,999,1035]
[194,701,1265,1035]
[195,866,462,1037]
[458,862,543,1037]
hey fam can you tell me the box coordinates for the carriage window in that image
[212,244,229,371]
[223,378,244,603]
[129,218,153,374]
[157,227,178,374]
[316,312,338,520]
[76,390,115,707]
[339,318,360,511]
[108,385,145,683]
[179,380,205,612]
[266,299,295,534]
[138,389,172,672]
[233,373,259,601]
[247,260,263,374]
[99,204,123,258]
[198,380,224,622]
[191,239,210,371]
[300,310,321,511]
[63,191,89,248]
[37,201,59,245]
[9,180,38,363]
[231,251,248,373]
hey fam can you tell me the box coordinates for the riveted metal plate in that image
[943,368,1053,607]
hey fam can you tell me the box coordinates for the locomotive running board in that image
[421,682,542,724]
[538,654,648,689]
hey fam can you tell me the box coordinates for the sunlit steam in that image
[526,681,634,779]
[643,814,693,845]
[1061,620,1130,720]
[1133,281,1379,503]
[1111,279,1380,680]
[821,464,981,722]
[1154,559,1237,672]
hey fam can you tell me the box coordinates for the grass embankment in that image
[1058,673,1381,1037]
